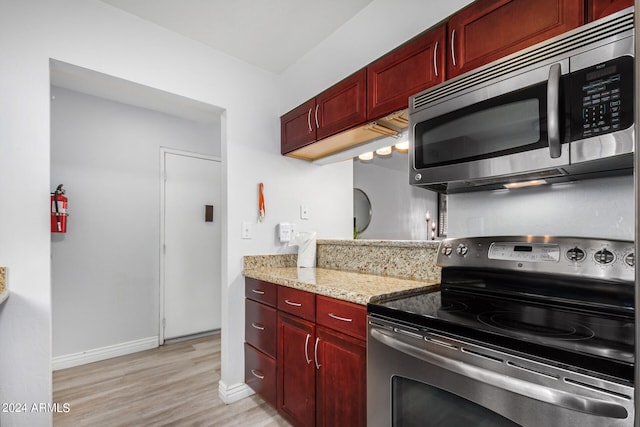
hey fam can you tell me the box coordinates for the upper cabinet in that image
[586,0,633,21]
[367,25,446,120]
[281,0,609,161]
[281,70,367,157]
[447,0,584,79]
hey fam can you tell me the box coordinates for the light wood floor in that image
[53,334,291,426]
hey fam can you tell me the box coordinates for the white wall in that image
[0,1,352,425]
[448,176,635,240]
[353,153,438,240]
[50,86,219,358]
[280,0,475,112]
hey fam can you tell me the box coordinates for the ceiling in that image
[99,0,374,74]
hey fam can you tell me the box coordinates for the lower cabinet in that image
[278,312,316,427]
[245,278,367,427]
[315,326,366,427]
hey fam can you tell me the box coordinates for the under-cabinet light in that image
[503,179,548,189]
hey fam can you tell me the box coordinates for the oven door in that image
[367,317,634,427]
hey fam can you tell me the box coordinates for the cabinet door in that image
[315,326,366,427]
[316,69,367,140]
[278,312,316,427]
[586,0,633,21]
[367,25,446,120]
[447,0,583,79]
[281,98,316,154]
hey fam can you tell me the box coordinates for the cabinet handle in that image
[451,29,457,67]
[314,337,321,370]
[433,41,439,77]
[251,289,265,295]
[284,299,302,307]
[328,313,353,322]
[250,369,265,380]
[304,334,312,364]
[251,322,265,331]
[307,107,313,133]
[314,105,320,129]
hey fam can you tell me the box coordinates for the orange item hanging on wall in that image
[258,182,265,222]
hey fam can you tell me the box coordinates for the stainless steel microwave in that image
[409,8,634,193]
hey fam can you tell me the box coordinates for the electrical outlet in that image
[300,205,309,220]
[241,221,252,239]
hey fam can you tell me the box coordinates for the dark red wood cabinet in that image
[244,278,278,408]
[278,312,316,427]
[367,24,446,120]
[586,0,633,21]
[281,70,367,155]
[246,278,367,427]
[447,0,584,79]
[315,326,366,427]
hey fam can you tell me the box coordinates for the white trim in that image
[52,336,158,371]
[218,380,254,405]
[158,147,222,345]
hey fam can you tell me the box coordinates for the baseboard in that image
[218,380,254,404]
[52,336,159,371]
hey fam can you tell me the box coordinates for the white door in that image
[162,151,221,340]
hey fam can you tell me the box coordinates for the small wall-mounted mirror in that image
[353,188,372,238]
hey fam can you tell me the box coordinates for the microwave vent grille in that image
[412,10,634,111]
[463,168,568,187]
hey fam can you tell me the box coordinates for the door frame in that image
[159,147,222,345]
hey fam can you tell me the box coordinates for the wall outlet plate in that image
[300,205,309,220]
[241,221,252,239]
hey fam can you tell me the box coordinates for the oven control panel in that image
[438,236,634,281]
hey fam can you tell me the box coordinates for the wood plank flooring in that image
[53,334,291,426]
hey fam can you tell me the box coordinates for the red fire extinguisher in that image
[51,184,68,233]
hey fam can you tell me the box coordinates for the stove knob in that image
[441,243,453,257]
[594,249,615,265]
[624,252,635,267]
[566,247,585,262]
[456,243,468,257]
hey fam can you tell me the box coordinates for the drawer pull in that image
[284,299,302,307]
[250,369,264,380]
[328,313,353,322]
[251,289,265,295]
[251,322,265,331]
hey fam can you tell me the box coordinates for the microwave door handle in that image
[547,63,561,159]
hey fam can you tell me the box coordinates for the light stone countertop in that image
[242,266,440,306]
[0,267,7,305]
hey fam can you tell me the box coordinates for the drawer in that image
[245,278,277,307]
[277,286,315,321]
[316,295,367,340]
[244,343,277,409]
[245,299,277,358]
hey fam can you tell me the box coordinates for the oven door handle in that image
[370,328,629,419]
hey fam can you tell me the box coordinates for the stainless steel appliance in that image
[368,236,635,427]
[409,9,634,193]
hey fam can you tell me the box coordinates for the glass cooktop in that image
[368,288,635,383]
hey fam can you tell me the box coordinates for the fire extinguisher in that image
[51,184,68,233]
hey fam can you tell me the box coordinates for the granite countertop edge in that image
[0,289,8,305]
[243,267,440,306]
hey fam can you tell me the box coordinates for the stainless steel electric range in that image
[367,236,635,427]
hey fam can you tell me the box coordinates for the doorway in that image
[160,149,222,342]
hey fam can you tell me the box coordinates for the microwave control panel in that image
[570,55,634,141]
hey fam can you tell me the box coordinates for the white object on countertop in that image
[289,231,317,268]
